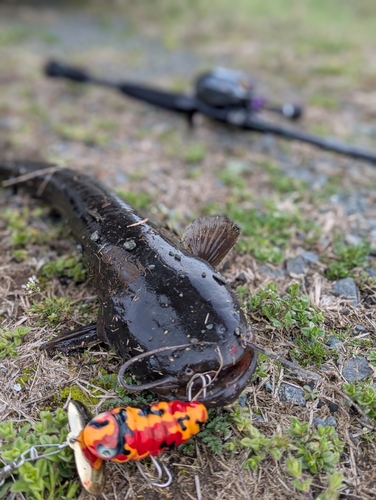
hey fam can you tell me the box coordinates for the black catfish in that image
[0,161,257,407]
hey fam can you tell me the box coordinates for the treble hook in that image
[136,456,172,488]
[186,373,212,402]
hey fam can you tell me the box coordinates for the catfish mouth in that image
[189,349,258,407]
[152,349,258,408]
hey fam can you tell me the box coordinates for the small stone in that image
[325,416,337,427]
[349,433,360,445]
[353,324,368,336]
[238,393,248,407]
[342,357,372,382]
[259,264,285,279]
[366,268,376,278]
[326,336,344,351]
[205,324,213,330]
[278,383,306,407]
[286,256,306,276]
[237,272,247,284]
[148,264,156,271]
[300,251,319,264]
[328,402,339,413]
[313,417,326,428]
[265,382,273,393]
[344,234,362,246]
[13,383,22,392]
[123,240,136,251]
[333,277,359,306]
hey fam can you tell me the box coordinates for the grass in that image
[0,410,78,500]
[0,326,30,360]
[326,238,371,279]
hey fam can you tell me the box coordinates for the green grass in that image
[40,254,87,284]
[326,238,371,279]
[0,410,78,500]
[126,0,376,52]
[225,202,316,263]
[117,190,152,210]
[0,326,30,360]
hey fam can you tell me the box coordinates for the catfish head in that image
[100,215,257,407]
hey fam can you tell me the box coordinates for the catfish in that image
[0,161,257,407]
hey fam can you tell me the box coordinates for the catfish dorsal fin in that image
[182,215,240,267]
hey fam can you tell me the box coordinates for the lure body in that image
[0,161,257,407]
[79,401,208,465]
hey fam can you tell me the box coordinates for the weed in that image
[4,208,41,248]
[0,409,78,500]
[225,203,315,263]
[0,326,30,360]
[227,406,343,483]
[326,238,371,279]
[249,283,327,366]
[217,161,248,189]
[248,283,324,331]
[252,353,269,380]
[53,121,114,146]
[367,351,376,366]
[343,381,376,422]
[198,409,232,454]
[303,385,320,401]
[292,334,328,367]
[288,418,343,474]
[40,254,87,283]
[30,296,74,325]
[183,142,206,163]
[117,190,152,210]
[309,93,340,109]
[97,372,156,409]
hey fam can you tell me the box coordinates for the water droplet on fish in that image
[123,240,136,250]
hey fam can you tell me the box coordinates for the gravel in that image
[342,356,373,382]
[278,383,306,406]
[332,277,359,306]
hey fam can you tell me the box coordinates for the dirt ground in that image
[1,2,376,500]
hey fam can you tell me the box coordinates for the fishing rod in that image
[45,60,376,164]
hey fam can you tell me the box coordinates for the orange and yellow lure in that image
[77,400,208,469]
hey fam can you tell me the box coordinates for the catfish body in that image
[0,161,257,407]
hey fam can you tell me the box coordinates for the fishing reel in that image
[195,67,302,120]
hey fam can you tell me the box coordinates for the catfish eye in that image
[185,367,194,376]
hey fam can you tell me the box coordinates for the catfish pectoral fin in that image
[41,322,101,351]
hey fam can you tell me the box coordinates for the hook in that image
[136,456,172,488]
[186,373,212,402]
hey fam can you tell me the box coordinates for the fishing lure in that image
[68,399,208,493]
[80,400,208,462]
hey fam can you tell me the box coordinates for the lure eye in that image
[96,444,117,459]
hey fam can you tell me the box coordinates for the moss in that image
[55,384,101,406]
